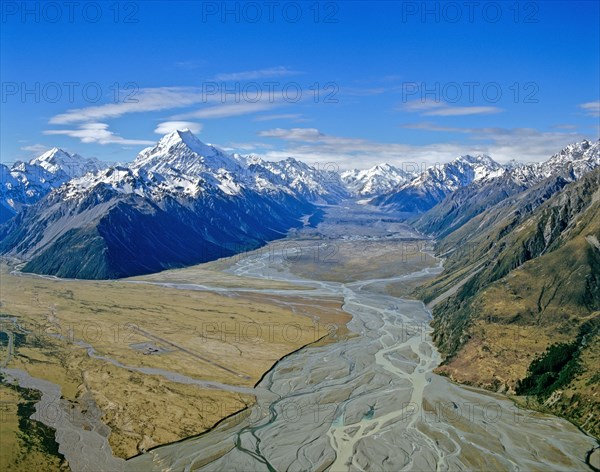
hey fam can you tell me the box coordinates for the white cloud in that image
[257,127,446,169]
[254,113,307,122]
[258,128,324,141]
[423,106,503,116]
[154,121,203,135]
[401,122,470,133]
[44,123,154,146]
[44,85,283,150]
[257,126,590,169]
[174,101,279,119]
[213,66,300,81]
[343,87,388,97]
[49,87,209,125]
[401,99,502,116]
[20,144,50,154]
[579,101,600,117]
[465,127,589,163]
[224,141,274,151]
[401,99,447,112]
[401,123,591,163]
[552,124,578,130]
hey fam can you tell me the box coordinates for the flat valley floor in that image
[1,202,598,471]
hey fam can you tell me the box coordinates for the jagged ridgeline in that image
[0,148,109,224]
[412,141,600,437]
[0,129,516,280]
[1,134,598,286]
[0,130,349,279]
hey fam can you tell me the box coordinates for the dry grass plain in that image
[0,234,435,465]
[0,262,346,460]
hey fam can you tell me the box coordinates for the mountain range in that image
[1,130,599,436]
[341,163,412,197]
[411,139,599,437]
[0,130,346,278]
[0,148,108,223]
[1,131,598,281]
[413,140,600,238]
[370,154,505,213]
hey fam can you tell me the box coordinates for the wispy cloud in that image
[401,99,502,116]
[401,122,470,133]
[174,101,279,119]
[49,87,208,125]
[213,66,301,81]
[579,101,600,117]
[424,106,502,116]
[44,123,154,145]
[400,123,589,163]
[258,128,325,141]
[45,86,285,148]
[50,84,290,128]
[222,141,274,152]
[154,121,203,135]
[401,99,447,112]
[340,76,406,97]
[343,87,388,97]
[20,144,50,154]
[257,126,590,169]
[253,113,307,122]
[257,128,462,169]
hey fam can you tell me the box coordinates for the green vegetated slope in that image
[414,167,600,437]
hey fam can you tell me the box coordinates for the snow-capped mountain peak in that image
[28,147,103,178]
[370,153,504,212]
[541,139,599,179]
[1,148,108,222]
[132,129,237,176]
[244,155,348,203]
[413,154,503,190]
[341,163,413,197]
[60,130,350,204]
[454,153,495,168]
[507,139,600,185]
[160,129,219,157]
[30,147,71,169]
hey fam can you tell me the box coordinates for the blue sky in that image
[1,0,599,169]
